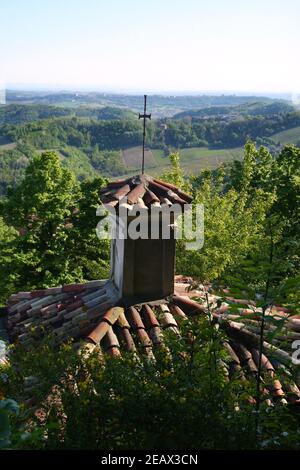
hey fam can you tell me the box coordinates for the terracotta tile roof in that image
[5,276,300,407]
[100,174,193,211]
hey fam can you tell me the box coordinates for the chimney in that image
[100,174,192,306]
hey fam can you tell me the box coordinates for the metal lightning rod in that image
[138,94,151,174]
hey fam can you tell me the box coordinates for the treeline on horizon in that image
[4,90,280,111]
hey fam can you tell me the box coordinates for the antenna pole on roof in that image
[139,94,151,174]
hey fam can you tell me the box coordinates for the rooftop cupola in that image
[100,173,193,306]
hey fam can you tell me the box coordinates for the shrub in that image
[2,315,300,450]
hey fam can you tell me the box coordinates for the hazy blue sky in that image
[1,0,299,94]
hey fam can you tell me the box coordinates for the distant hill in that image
[6,90,285,118]
[173,101,295,120]
[0,104,135,125]
[95,106,135,120]
[0,104,71,124]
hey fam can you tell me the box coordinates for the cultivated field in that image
[0,142,17,151]
[151,146,243,174]
[271,126,300,145]
[118,146,243,177]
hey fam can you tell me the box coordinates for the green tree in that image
[70,177,110,280]
[227,143,300,298]
[0,218,18,304]
[176,146,271,282]
[1,151,109,294]
[160,152,187,189]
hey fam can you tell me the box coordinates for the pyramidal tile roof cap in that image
[100,174,193,210]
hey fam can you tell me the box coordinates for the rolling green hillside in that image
[271,126,300,145]
[0,104,135,125]
[173,101,295,119]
